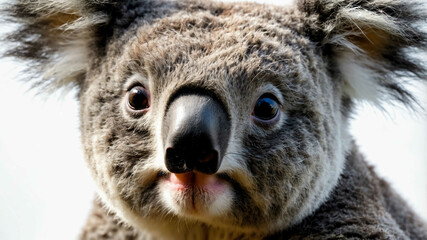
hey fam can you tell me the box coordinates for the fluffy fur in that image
[299,0,427,105]
[2,0,427,239]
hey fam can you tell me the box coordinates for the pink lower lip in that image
[161,172,231,214]
[167,172,226,193]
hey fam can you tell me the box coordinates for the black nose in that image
[162,94,230,175]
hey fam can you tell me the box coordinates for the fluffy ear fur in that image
[1,0,117,91]
[299,0,427,106]
[2,0,187,92]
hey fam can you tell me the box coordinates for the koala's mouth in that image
[159,171,233,216]
[167,172,225,192]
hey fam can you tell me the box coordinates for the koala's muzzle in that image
[162,94,230,175]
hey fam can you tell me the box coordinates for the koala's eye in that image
[252,94,280,122]
[127,86,150,111]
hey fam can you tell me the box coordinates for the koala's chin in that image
[159,172,234,217]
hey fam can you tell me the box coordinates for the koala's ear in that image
[298,0,427,106]
[1,0,119,92]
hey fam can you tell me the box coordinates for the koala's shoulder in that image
[271,146,427,240]
[80,200,142,240]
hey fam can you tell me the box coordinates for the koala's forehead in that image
[110,3,310,86]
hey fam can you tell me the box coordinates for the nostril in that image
[165,147,220,174]
[194,149,219,174]
[198,150,218,163]
[165,148,191,174]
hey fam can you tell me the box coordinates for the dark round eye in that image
[128,86,150,110]
[253,94,280,121]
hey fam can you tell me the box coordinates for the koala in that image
[3,0,427,239]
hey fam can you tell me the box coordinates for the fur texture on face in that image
[2,0,426,239]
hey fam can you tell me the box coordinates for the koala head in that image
[4,0,426,237]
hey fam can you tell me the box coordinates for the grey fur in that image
[2,0,427,239]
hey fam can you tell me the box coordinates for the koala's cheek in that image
[86,134,114,189]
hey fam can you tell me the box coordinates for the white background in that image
[0,0,426,239]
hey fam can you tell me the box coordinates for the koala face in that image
[79,4,348,234]
[5,0,425,237]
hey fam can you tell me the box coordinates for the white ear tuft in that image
[299,0,427,107]
[337,51,381,104]
[2,0,112,92]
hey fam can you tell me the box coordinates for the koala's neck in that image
[80,199,264,240]
[135,221,264,240]
[140,224,263,240]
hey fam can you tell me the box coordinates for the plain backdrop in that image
[0,0,426,239]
